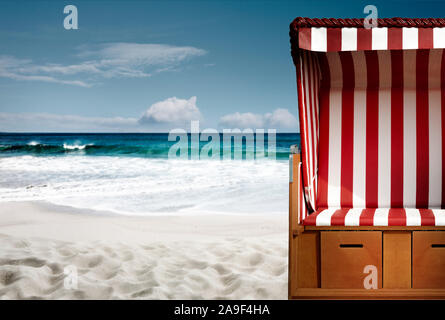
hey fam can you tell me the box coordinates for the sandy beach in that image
[0,201,288,299]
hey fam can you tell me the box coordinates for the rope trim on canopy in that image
[291,17,445,29]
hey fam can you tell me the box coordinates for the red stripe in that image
[327,28,342,52]
[391,51,404,207]
[416,50,430,208]
[331,209,349,226]
[302,209,324,226]
[301,52,311,205]
[340,52,354,208]
[299,28,312,50]
[296,53,310,198]
[388,208,406,226]
[357,28,372,51]
[419,208,435,226]
[359,208,376,226]
[302,51,317,212]
[442,50,445,209]
[418,28,433,49]
[365,51,379,208]
[388,28,403,50]
[317,54,330,208]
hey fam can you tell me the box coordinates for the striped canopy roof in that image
[290,17,445,52]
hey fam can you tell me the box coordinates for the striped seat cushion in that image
[317,49,445,209]
[303,208,445,226]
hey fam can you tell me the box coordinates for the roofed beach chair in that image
[289,17,445,299]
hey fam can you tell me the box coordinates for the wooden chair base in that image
[289,226,445,300]
[290,288,445,300]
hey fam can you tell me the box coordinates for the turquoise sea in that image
[0,133,300,160]
[0,133,299,216]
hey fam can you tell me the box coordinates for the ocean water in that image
[0,133,298,160]
[0,133,300,216]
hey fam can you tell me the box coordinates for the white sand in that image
[0,201,288,299]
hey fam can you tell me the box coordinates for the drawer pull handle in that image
[339,244,363,248]
[431,244,445,248]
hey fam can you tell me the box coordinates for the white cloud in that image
[86,43,206,72]
[219,112,264,129]
[0,101,297,132]
[264,108,298,129]
[219,108,298,131]
[0,112,139,132]
[0,96,203,132]
[0,43,206,87]
[0,56,92,87]
[139,96,202,125]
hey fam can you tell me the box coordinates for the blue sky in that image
[0,0,443,132]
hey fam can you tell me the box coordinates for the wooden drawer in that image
[383,231,411,289]
[413,231,445,289]
[321,231,382,289]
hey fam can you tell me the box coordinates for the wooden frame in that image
[288,150,445,299]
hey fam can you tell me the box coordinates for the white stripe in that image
[303,52,315,210]
[341,28,357,51]
[403,50,417,207]
[433,28,445,48]
[316,208,337,226]
[299,163,307,222]
[432,209,445,226]
[326,52,343,207]
[353,50,367,88]
[373,208,389,226]
[405,208,421,226]
[344,208,362,226]
[372,27,388,50]
[296,161,300,223]
[378,51,391,208]
[311,28,327,52]
[429,49,443,207]
[308,53,318,209]
[402,28,418,49]
[429,49,443,87]
[299,54,311,213]
[312,55,319,198]
[352,51,366,207]
[298,162,303,223]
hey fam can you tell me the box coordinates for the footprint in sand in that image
[247,252,264,266]
[0,257,46,268]
[0,269,20,286]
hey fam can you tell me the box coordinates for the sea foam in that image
[0,156,288,216]
[63,143,92,150]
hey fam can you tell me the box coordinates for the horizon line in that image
[0,131,300,134]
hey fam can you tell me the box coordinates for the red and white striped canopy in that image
[292,17,445,52]
[290,18,445,226]
[298,27,445,52]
